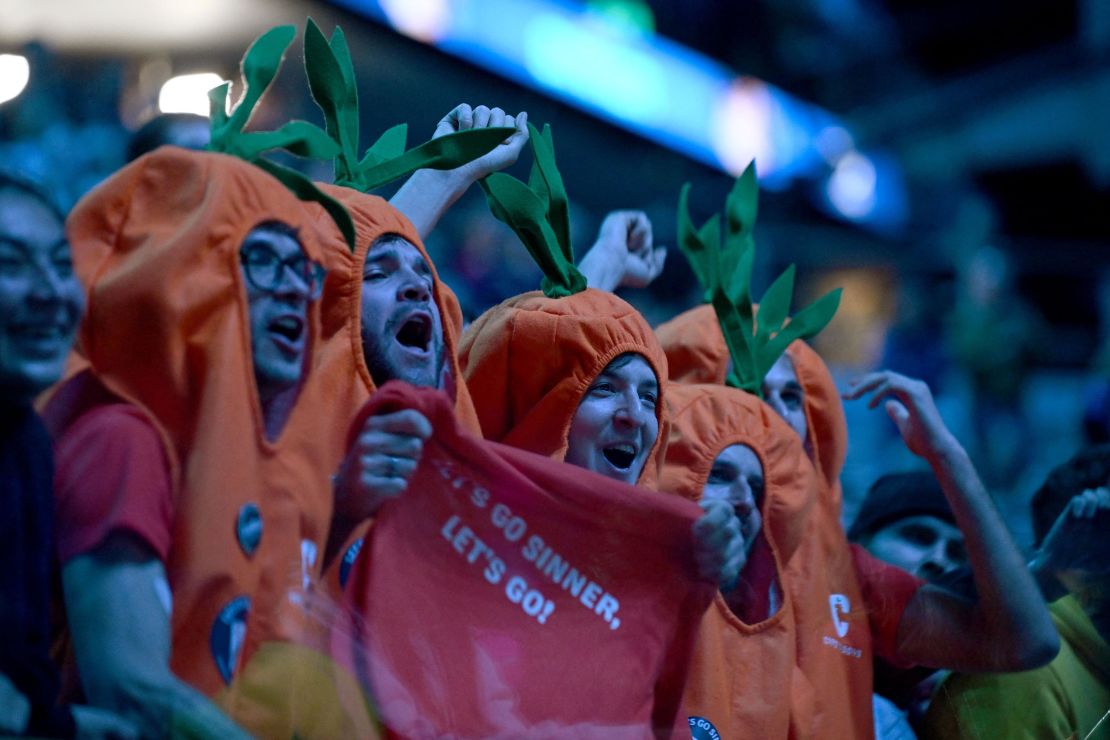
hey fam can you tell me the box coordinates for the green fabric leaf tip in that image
[675,161,842,397]
[205,22,356,251]
[479,122,586,299]
[302,17,513,209]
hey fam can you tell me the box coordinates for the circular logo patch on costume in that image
[339,537,364,588]
[210,595,251,684]
[236,502,263,557]
[688,716,721,740]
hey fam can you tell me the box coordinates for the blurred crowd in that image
[1,27,1108,740]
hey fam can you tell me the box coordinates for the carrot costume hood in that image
[297,19,516,453]
[658,163,867,738]
[662,383,816,739]
[657,304,848,495]
[44,27,358,705]
[458,125,668,486]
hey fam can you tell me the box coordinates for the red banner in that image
[339,382,715,738]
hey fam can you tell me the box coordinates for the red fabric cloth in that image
[851,544,924,667]
[53,403,172,564]
[338,382,715,738]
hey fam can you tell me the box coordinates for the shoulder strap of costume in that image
[677,161,841,395]
[479,123,586,298]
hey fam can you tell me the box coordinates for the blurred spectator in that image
[921,445,1110,739]
[946,244,1046,492]
[126,113,210,161]
[0,171,135,737]
[849,471,973,738]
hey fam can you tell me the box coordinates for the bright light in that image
[710,78,776,177]
[380,0,451,42]
[158,73,224,117]
[826,151,878,219]
[0,55,31,105]
[814,125,854,165]
[523,12,667,122]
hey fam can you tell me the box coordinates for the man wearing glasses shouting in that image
[44,148,338,739]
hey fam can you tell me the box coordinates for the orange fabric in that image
[656,305,876,737]
[655,304,729,386]
[301,186,479,600]
[307,185,479,457]
[47,148,334,709]
[660,383,816,738]
[780,339,875,739]
[459,288,669,487]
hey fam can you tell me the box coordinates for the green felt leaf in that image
[327,25,360,150]
[254,158,355,251]
[675,164,840,396]
[226,25,295,136]
[756,264,795,340]
[756,288,842,372]
[358,124,408,170]
[304,21,348,143]
[726,241,755,310]
[207,82,230,131]
[480,173,585,297]
[526,123,571,261]
[725,160,759,239]
[352,126,513,192]
[232,121,339,161]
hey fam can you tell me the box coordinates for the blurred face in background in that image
[762,355,807,445]
[0,185,83,404]
[863,515,967,583]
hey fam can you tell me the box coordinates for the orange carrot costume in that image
[660,162,908,738]
[661,382,816,739]
[47,146,334,699]
[457,121,670,485]
[657,304,879,737]
[459,288,669,485]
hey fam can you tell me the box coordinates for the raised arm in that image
[578,210,668,293]
[389,104,529,239]
[844,371,1059,672]
[62,534,251,739]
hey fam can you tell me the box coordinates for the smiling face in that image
[0,186,84,404]
[705,443,764,554]
[360,235,445,389]
[565,353,660,485]
[762,354,808,445]
[240,222,316,406]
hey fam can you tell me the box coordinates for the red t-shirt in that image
[53,404,173,564]
[851,543,924,666]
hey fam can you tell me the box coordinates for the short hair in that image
[1030,444,1110,548]
[848,471,955,542]
[127,113,210,162]
[0,170,65,224]
[247,219,301,244]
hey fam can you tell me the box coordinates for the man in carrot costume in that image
[657,163,1059,737]
[656,167,847,737]
[43,26,372,738]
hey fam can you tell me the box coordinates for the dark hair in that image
[127,113,210,162]
[0,170,65,224]
[849,471,955,542]
[1031,444,1110,548]
[247,219,301,243]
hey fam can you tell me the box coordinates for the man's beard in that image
[362,334,445,389]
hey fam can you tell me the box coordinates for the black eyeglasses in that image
[239,243,326,299]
